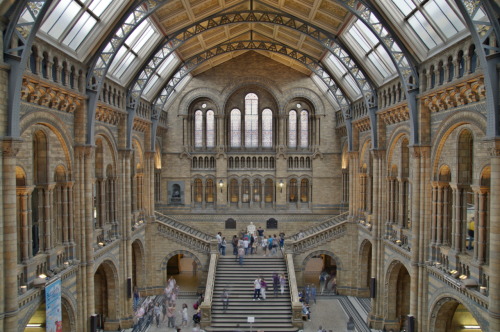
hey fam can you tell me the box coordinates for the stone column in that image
[84,147,96,327]
[2,139,21,331]
[348,152,359,218]
[477,188,488,265]
[17,186,34,262]
[488,144,500,331]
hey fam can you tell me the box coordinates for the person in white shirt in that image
[243,238,250,255]
[253,277,262,300]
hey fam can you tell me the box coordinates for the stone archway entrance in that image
[94,261,118,330]
[23,299,74,332]
[384,261,411,331]
[132,240,145,289]
[302,251,339,295]
[161,250,203,292]
[430,298,482,332]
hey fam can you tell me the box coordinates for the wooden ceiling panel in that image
[282,0,312,18]
[154,0,353,77]
[319,0,349,20]
[191,0,222,19]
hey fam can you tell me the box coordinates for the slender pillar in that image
[2,139,21,331]
[488,144,500,331]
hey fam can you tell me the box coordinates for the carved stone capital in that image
[2,138,22,158]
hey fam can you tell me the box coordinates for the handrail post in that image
[200,240,219,328]
[285,252,304,329]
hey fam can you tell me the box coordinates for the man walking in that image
[253,276,262,300]
[221,289,229,312]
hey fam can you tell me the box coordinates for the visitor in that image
[133,286,140,311]
[232,235,238,256]
[243,236,250,255]
[221,237,227,256]
[250,234,255,254]
[319,270,328,295]
[238,245,245,265]
[262,236,268,256]
[260,277,267,300]
[216,232,222,254]
[221,289,229,312]
[154,302,162,327]
[167,301,176,328]
[302,302,311,321]
[279,273,287,294]
[253,276,262,300]
[180,303,188,327]
[272,272,279,296]
[310,283,317,304]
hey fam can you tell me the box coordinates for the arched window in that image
[253,179,261,202]
[289,179,298,202]
[194,110,203,147]
[262,108,273,148]
[242,179,250,203]
[264,179,274,203]
[230,109,241,148]
[194,179,202,203]
[206,110,215,148]
[301,179,309,202]
[300,110,309,148]
[205,179,214,203]
[230,179,239,203]
[245,93,259,147]
[288,110,297,148]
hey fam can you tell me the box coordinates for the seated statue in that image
[247,222,256,236]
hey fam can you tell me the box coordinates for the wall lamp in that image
[279,180,284,193]
[219,180,223,193]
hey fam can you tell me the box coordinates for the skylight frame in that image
[38,0,120,56]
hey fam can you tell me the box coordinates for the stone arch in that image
[21,111,74,172]
[301,250,343,271]
[386,127,410,172]
[94,127,119,166]
[282,87,325,116]
[221,76,284,112]
[94,259,120,326]
[428,295,487,332]
[18,295,44,331]
[384,259,412,329]
[431,111,487,176]
[132,239,146,289]
[358,239,373,294]
[61,293,77,332]
[160,250,203,275]
[177,87,223,116]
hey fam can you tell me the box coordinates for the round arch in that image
[301,250,342,293]
[384,259,412,330]
[160,250,204,280]
[428,295,486,332]
[94,259,120,326]
[132,239,146,289]
[358,239,373,296]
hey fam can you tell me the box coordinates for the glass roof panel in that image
[40,0,118,51]
[390,0,466,50]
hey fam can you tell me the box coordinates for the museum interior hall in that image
[0,0,499,331]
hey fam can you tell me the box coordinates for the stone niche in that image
[168,181,185,205]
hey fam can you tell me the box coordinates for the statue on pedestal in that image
[247,222,256,236]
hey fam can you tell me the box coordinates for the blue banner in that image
[45,278,62,332]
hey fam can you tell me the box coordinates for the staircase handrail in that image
[289,212,349,240]
[200,243,219,328]
[285,252,305,329]
[287,215,349,254]
[155,212,213,254]
[155,211,216,241]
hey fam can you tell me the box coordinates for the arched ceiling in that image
[153,0,350,76]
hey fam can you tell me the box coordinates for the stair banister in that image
[199,239,219,328]
[285,252,305,329]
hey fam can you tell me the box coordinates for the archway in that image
[161,250,203,292]
[94,261,118,330]
[431,298,483,332]
[359,240,372,297]
[23,293,75,331]
[385,261,411,331]
[132,239,145,289]
[302,251,339,295]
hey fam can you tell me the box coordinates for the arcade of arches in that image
[0,1,499,332]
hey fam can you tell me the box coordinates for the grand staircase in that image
[209,255,299,331]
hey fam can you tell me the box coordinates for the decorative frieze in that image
[421,75,485,113]
[21,76,83,113]
[95,104,125,126]
[378,104,410,125]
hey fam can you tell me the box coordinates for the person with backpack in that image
[272,272,280,296]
